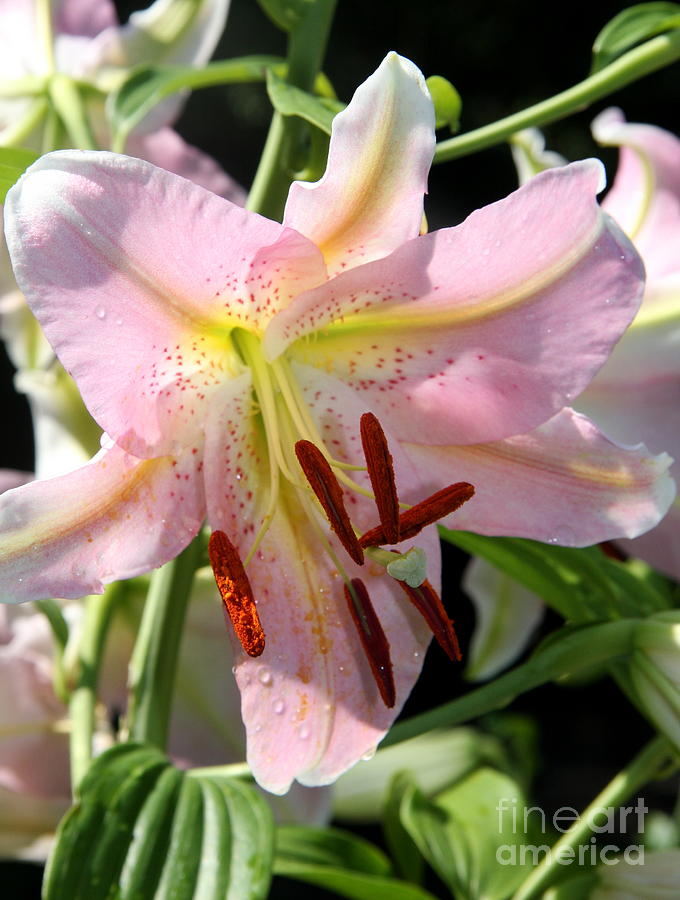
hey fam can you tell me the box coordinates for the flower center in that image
[216,328,475,706]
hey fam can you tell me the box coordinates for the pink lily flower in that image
[576,109,680,580]
[0,0,243,198]
[0,54,674,793]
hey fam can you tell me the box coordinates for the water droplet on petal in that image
[273,699,285,715]
[361,747,377,762]
[258,667,273,686]
[554,525,576,545]
[298,724,310,740]
[95,306,106,320]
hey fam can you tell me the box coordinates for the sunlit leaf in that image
[109,56,284,149]
[266,69,344,134]
[0,146,39,202]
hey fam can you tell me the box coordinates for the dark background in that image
[2,0,679,896]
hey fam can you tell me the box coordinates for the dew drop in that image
[553,525,576,545]
[338,665,345,673]
[298,724,310,740]
[115,317,123,326]
[258,667,273,686]
[273,699,285,715]
[361,747,377,762]
[95,306,106,320]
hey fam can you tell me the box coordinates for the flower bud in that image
[630,611,680,751]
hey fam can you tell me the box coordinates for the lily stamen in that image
[359,482,475,548]
[295,439,365,566]
[360,412,400,544]
[208,530,266,658]
[344,578,396,708]
[398,579,462,661]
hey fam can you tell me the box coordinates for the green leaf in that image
[257,0,316,32]
[0,146,39,202]
[426,75,462,132]
[400,767,534,900]
[591,2,680,72]
[42,743,274,900]
[109,56,284,150]
[276,826,391,875]
[274,826,438,899]
[266,69,344,134]
[383,773,425,884]
[440,529,673,623]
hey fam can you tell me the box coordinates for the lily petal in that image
[231,493,437,794]
[269,162,644,445]
[402,408,675,546]
[284,52,435,277]
[576,378,680,580]
[593,107,680,280]
[128,127,247,203]
[202,366,439,793]
[55,0,118,37]
[6,151,326,458]
[89,0,229,130]
[0,440,204,603]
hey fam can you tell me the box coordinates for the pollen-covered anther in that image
[360,412,400,543]
[359,482,475,548]
[399,579,461,662]
[208,530,265,658]
[295,439,365,566]
[344,578,396,708]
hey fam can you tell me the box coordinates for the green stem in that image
[187,762,252,780]
[383,620,638,747]
[48,74,98,150]
[0,97,48,148]
[434,29,680,163]
[68,584,123,791]
[246,0,337,218]
[512,736,675,900]
[127,536,201,750]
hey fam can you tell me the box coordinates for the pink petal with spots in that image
[202,374,269,554]
[129,127,247,203]
[0,440,205,603]
[202,365,442,792]
[403,408,675,546]
[232,492,438,794]
[284,53,434,277]
[593,108,680,281]
[269,161,644,445]
[5,151,326,458]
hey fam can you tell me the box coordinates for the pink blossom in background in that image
[576,109,680,580]
[0,54,674,793]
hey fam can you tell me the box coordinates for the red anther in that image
[344,578,396,708]
[399,579,461,661]
[295,439,365,566]
[360,412,400,544]
[208,530,265,658]
[359,482,475,548]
